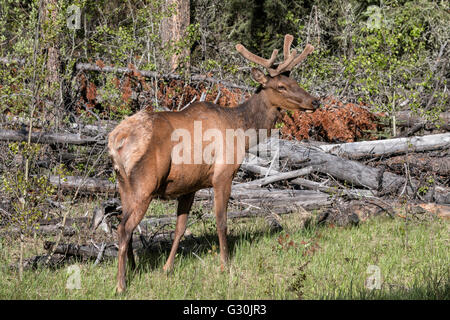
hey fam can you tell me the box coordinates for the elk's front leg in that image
[213,181,232,270]
[163,192,195,273]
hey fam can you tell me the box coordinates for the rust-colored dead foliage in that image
[157,79,250,110]
[121,76,132,103]
[74,71,380,142]
[95,59,105,69]
[280,96,381,142]
[76,73,98,111]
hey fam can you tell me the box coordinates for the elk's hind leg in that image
[116,196,152,293]
[127,236,136,271]
[163,192,195,273]
[213,180,232,271]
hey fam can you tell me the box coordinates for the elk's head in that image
[236,35,320,113]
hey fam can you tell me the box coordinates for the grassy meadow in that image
[0,200,448,300]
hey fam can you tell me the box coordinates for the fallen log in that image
[0,57,25,65]
[1,224,76,237]
[241,160,377,198]
[236,166,313,188]
[49,174,331,208]
[92,195,324,237]
[49,175,117,194]
[382,154,450,177]
[1,115,115,137]
[43,136,448,203]
[243,153,271,167]
[0,129,105,145]
[75,62,253,91]
[44,241,120,259]
[435,186,450,204]
[45,205,315,262]
[9,254,71,271]
[0,57,253,91]
[44,230,186,260]
[251,138,390,190]
[394,111,450,128]
[317,133,450,159]
[229,197,331,211]
[16,238,167,269]
[252,138,449,203]
[395,123,426,138]
[39,216,90,226]
[197,187,329,202]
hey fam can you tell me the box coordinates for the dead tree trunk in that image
[240,161,377,198]
[317,133,450,159]
[395,111,450,128]
[160,0,190,73]
[0,129,104,145]
[42,0,62,123]
[74,62,252,90]
[49,175,117,194]
[43,0,60,86]
[252,138,449,203]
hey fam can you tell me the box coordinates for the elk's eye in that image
[278,85,287,91]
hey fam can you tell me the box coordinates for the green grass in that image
[0,207,448,300]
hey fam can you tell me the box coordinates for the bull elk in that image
[108,34,320,293]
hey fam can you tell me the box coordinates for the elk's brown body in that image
[108,35,320,293]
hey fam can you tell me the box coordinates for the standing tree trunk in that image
[160,0,190,73]
[43,0,60,87]
[42,0,61,124]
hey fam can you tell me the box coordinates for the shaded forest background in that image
[0,0,448,281]
[1,0,448,124]
[1,0,448,205]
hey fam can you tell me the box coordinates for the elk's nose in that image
[312,99,320,108]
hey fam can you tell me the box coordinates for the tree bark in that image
[240,161,377,198]
[395,111,450,128]
[384,154,450,177]
[2,224,76,237]
[47,174,331,207]
[160,0,190,73]
[252,138,449,202]
[49,175,117,194]
[75,62,252,90]
[236,166,314,188]
[42,0,61,124]
[317,133,450,159]
[0,129,105,145]
[43,0,60,85]
[1,59,253,91]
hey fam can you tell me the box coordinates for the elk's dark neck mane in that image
[232,90,280,132]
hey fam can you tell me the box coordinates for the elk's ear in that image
[251,68,269,86]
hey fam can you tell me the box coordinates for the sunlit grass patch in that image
[0,208,448,299]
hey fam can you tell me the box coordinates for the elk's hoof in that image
[220,263,230,273]
[163,264,174,275]
[115,284,126,294]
